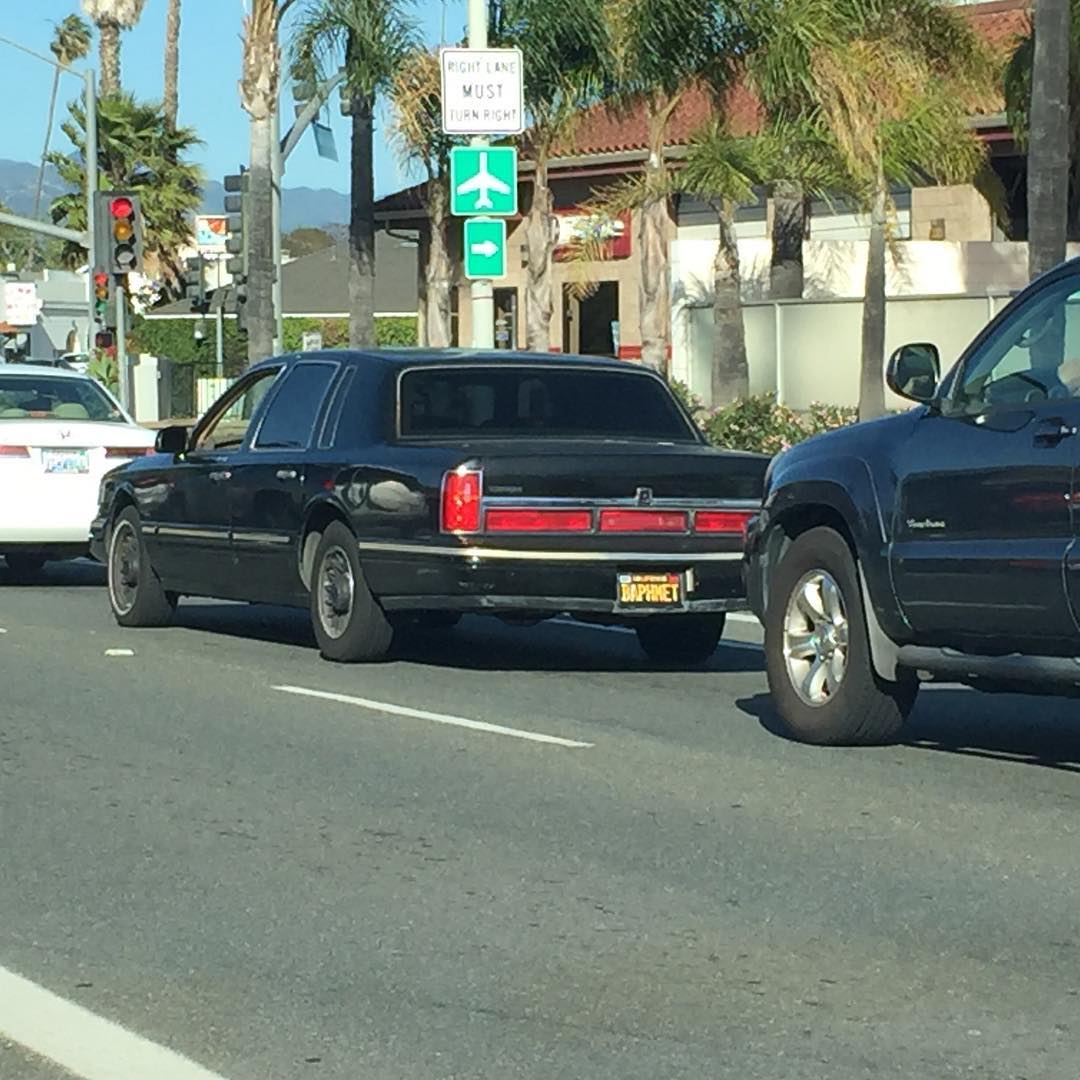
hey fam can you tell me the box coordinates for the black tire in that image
[107,507,176,627]
[636,614,725,665]
[310,521,393,662]
[4,553,46,577]
[764,527,917,745]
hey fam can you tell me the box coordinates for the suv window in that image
[254,363,338,449]
[194,368,280,451]
[398,366,697,441]
[953,278,1080,414]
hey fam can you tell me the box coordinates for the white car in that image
[0,366,156,575]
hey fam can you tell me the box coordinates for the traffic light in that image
[223,168,248,281]
[183,254,207,314]
[94,191,144,275]
[92,270,111,322]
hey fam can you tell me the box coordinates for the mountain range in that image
[0,158,351,232]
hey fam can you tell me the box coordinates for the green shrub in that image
[666,378,706,417]
[699,394,857,455]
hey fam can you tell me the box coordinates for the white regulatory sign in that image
[2,282,42,327]
[440,47,524,135]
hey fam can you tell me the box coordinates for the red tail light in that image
[486,508,592,533]
[694,510,754,536]
[441,468,482,533]
[599,509,688,533]
[106,447,155,458]
[0,446,30,458]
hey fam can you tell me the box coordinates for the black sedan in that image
[91,350,767,663]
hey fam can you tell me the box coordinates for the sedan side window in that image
[193,368,281,452]
[253,363,338,449]
[954,280,1080,414]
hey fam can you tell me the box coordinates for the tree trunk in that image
[163,0,182,131]
[426,179,453,348]
[98,20,121,96]
[524,154,555,352]
[1027,0,1071,279]
[639,140,671,374]
[859,178,888,421]
[33,67,62,222]
[246,113,276,365]
[711,201,749,405]
[348,100,376,348]
[770,179,805,299]
[416,229,429,347]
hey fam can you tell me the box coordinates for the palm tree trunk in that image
[1027,0,1071,278]
[98,20,121,96]
[348,98,376,348]
[525,153,555,351]
[639,114,673,374]
[426,178,453,348]
[163,0,182,131]
[770,179,805,299]
[859,175,888,421]
[247,113,276,365]
[33,67,62,222]
[711,200,749,405]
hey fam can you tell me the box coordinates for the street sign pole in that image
[467,0,494,350]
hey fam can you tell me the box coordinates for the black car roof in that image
[252,348,643,374]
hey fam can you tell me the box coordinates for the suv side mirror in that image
[887,343,940,404]
[155,425,189,455]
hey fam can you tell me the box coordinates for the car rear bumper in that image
[360,540,750,616]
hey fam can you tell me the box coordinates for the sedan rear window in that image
[0,374,124,423]
[398,366,697,442]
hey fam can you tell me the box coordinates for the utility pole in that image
[84,70,97,348]
[468,0,495,349]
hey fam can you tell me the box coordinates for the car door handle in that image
[208,469,232,482]
[1034,422,1078,446]
[275,468,298,481]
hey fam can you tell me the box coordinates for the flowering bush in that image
[697,394,858,455]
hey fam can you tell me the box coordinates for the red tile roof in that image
[551,0,1030,159]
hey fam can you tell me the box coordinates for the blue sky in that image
[1,0,466,198]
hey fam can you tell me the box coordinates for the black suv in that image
[746,258,1080,744]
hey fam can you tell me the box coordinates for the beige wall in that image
[910,184,995,242]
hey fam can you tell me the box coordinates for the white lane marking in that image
[728,612,759,625]
[272,684,594,749]
[0,628,7,634]
[551,618,763,651]
[104,648,135,657]
[0,964,229,1080]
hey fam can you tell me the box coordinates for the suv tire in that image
[107,507,176,627]
[765,527,916,745]
[310,521,393,662]
[636,614,725,665]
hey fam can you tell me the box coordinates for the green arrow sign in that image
[463,218,507,279]
[451,146,517,217]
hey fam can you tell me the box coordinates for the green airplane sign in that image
[451,146,518,217]
[463,218,507,279]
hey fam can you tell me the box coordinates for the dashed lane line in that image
[272,684,594,749]
[0,964,230,1080]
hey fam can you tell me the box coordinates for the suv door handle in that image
[275,468,298,481]
[208,469,232,482]
[1034,421,1078,447]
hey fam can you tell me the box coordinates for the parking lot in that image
[3,561,1080,1079]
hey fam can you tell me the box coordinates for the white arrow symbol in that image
[470,240,499,258]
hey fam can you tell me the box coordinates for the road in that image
[2,561,1080,1080]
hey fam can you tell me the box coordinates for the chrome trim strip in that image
[232,530,292,546]
[156,526,229,541]
[482,496,760,509]
[355,540,742,562]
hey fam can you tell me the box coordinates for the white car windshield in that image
[0,374,125,423]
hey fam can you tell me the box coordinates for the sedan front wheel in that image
[107,507,176,627]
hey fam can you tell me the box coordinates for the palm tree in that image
[48,93,203,290]
[34,15,92,224]
[1004,0,1080,243]
[489,0,607,352]
[603,0,734,375]
[1015,0,1073,277]
[292,0,419,348]
[163,0,182,132]
[391,49,456,347]
[810,3,994,419]
[82,0,147,95]
[240,0,287,365]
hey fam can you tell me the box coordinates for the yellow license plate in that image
[616,572,685,609]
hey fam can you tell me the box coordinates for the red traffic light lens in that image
[109,196,134,219]
[93,272,109,286]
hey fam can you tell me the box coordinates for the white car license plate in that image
[42,449,90,475]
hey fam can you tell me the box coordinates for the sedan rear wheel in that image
[107,507,176,627]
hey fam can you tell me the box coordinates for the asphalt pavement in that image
[2,560,1080,1079]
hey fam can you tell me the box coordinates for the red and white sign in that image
[554,209,632,260]
[2,282,42,327]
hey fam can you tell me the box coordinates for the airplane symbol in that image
[456,151,511,210]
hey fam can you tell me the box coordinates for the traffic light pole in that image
[85,70,97,347]
[115,281,128,413]
[468,0,495,349]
